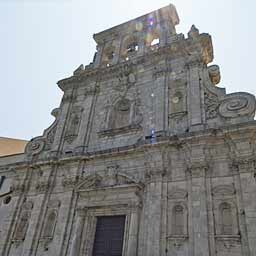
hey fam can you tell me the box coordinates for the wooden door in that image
[92,215,126,256]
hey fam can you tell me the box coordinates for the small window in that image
[172,205,184,235]
[43,211,57,238]
[127,42,139,53]
[220,203,233,235]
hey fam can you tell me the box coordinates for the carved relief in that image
[10,177,25,196]
[36,180,50,193]
[208,65,221,85]
[204,90,220,119]
[76,169,140,192]
[114,64,137,93]
[65,106,83,143]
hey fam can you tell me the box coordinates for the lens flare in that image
[135,21,143,31]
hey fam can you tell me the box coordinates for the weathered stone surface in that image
[1,3,256,256]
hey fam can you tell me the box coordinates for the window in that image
[121,36,139,60]
[92,215,126,256]
[102,46,115,66]
[42,211,57,238]
[127,42,139,53]
[172,205,184,235]
[220,202,233,235]
[14,212,30,240]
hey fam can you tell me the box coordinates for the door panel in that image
[92,215,126,256]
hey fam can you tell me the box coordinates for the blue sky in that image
[0,0,255,140]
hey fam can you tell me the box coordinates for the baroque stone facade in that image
[1,4,256,256]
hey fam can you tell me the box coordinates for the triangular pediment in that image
[76,172,140,191]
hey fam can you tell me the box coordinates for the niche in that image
[109,98,131,129]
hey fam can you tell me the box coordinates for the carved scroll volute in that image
[25,108,60,156]
[219,92,256,120]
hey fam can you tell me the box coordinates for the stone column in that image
[143,170,163,256]
[189,164,210,256]
[232,163,251,256]
[70,208,86,256]
[205,168,216,256]
[112,38,122,64]
[93,44,104,68]
[127,202,141,256]
[137,33,145,56]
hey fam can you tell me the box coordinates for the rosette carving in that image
[219,93,256,119]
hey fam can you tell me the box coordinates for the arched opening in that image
[102,46,115,67]
[121,36,139,60]
[145,31,160,50]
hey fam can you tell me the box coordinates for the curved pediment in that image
[212,185,235,197]
[168,188,187,200]
[76,172,141,191]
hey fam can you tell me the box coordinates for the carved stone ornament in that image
[36,180,50,193]
[168,188,187,200]
[62,175,78,188]
[204,91,220,119]
[208,65,221,85]
[25,108,60,156]
[112,63,137,92]
[25,138,45,156]
[219,93,256,119]
[76,171,141,192]
[167,235,188,249]
[10,178,25,196]
[48,199,61,209]
[215,235,241,250]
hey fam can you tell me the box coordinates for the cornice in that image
[1,122,256,171]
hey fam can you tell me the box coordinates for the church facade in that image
[1,4,256,256]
